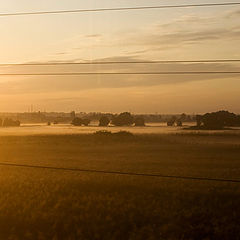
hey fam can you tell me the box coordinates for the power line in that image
[1,59,240,66]
[0,72,240,76]
[0,3,240,17]
[0,162,240,183]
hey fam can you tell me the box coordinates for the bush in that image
[113,131,134,137]
[134,117,145,126]
[167,116,177,126]
[99,116,110,126]
[176,120,182,127]
[94,130,133,137]
[82,119,91,126]
[167,120,175,126]
[2,118,20,127]
[71,117,82,126]
[94,130,112,136]
[111,112,134,126]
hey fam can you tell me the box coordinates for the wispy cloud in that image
[85,34,102,38]
[0,54,239,95]
[48,8,240,61]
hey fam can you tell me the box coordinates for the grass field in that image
[0,132,240,239]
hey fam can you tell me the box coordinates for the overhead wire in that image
[0,162,240,183]
[0,59,240,66]
[0,72,239,76]
[0,3,239,17]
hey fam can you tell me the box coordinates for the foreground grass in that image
[0,133,240,239]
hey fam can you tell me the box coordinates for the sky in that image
[0,0,239,114]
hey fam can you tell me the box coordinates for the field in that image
[0,123,187,136]
[0,132,240,239]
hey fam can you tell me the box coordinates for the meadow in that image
[0,132,240,239]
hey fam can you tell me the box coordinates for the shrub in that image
[167,120,175,126]
[113,131,134,137]
[94,130,112,136]
[111,112,134,126]
[176,120,182,127]
[99,116,110,126]
[82,119,91,126]
[2,118,21,127]
[134,117,145,127]
[72,117,82,126]
[93,130,133,137]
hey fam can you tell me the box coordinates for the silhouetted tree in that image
[134,117,145,126]
[176,120,182,126]
[99,116,110,126]
[180,113,187,122]
[196,115,202,127]
[82,119,91,126]
[167,116,176,126]
[111,112,134,126]
[70,111,76,119]
[203,113,224,129]
[167,120,174,126]
[72,117,82,126]
[196,110,240,129]
[2,118,20,127]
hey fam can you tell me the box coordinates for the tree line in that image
[71,112,145,127]
[71,110,240,129]
[0,118,21,127]
[2,110,239,130]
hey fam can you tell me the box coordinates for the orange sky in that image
[0,0,240,113]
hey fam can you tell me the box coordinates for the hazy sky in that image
[0,0,240,113]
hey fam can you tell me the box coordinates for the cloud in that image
[55,52,67,55]
[226,9,240,18]
[1,9,240,96]
[85,34,102,38]
[0,54,239,95]
[118,13,240,52]
[31,8,240,64]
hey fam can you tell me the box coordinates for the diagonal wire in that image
[0,3,240,17]
[0,59,240,66]
[0,72,240,76]
[0,162,240,183]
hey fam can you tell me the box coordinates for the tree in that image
[99,116,110,126]
[196,110,240,129]
[167,120,175,126]
[72,117,82,126]
[82,119,91,126]
[180,113,187,122]
[167,116,176,126]
[196,115,202,127]
[134,117,145,126]
[2,118,20,127]
[70,111,76,119]
[176,120,182,126]
[111,112,134,126]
